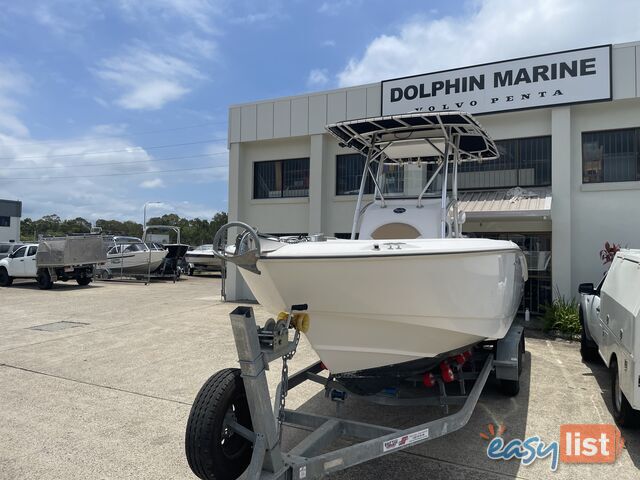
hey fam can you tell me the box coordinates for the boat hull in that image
[105,250,167,275]
[240,241,525,374]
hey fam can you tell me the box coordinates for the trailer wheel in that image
[500,334,524,397]
[188,266,195,276]
[186,368,253,480]
[76,277,91,286]
[0,267,13,287]
[610,359,640,428]
[579,309,599,362]
[36,270,53,290]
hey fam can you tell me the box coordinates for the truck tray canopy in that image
[36,235,106,267]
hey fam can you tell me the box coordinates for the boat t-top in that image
[214,111,527,393]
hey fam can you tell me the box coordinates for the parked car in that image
[579,249,640,427]
[0,242,23,260]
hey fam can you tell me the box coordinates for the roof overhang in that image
[459,187,552,220]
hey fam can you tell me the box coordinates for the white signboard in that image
[381,45,611,116]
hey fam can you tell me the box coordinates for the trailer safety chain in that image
[277,326,300,442]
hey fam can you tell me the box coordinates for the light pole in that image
[143,201,162,230]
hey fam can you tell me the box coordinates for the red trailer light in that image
[422,372,436,387]
[463,350,472,360]
[440,361,455,383]
[453,354,466,366]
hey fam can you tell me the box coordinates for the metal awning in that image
[458,187,552,219]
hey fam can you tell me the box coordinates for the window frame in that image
[253,157,310,199]
[0,216,10,227]
[581,127,640,184]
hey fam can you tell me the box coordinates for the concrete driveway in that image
[0,276,638,479]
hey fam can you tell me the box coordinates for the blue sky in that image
[0,0,637,223]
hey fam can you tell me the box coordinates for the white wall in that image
[570,98,640,291]
[0,217,20,243]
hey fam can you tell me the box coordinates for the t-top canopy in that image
[326,111,499,162]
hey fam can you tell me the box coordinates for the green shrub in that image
[542,289,580,335]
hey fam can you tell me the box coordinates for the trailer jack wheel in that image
[186,368,254,480]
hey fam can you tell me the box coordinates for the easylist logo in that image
[381,45,611,115]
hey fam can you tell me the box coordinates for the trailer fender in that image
[494,325,524,381]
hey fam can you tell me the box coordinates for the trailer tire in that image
[0,267,12,287]
[580,309,599,362]
[500,334,524,397]
[610,359,640,428]
[185,368,253,480]
[188,267,195,276]
[76,277,91,286]
[36,269,53,290]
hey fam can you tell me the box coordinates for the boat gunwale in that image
[258,247,523,261]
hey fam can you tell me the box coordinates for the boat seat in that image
[358,198,442,240]
[371,223,421,240]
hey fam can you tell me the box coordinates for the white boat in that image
[216,112,527,383]
[184,244,222,271]
[104,236,168,275]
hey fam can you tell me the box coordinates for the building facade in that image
[226,42,640,312]
[0,199,22,243]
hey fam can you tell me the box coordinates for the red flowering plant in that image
[599,241,621,266]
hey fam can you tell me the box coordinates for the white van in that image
[579,249,640,427]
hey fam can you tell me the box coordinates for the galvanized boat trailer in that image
[185,306,524,480]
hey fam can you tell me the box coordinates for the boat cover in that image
[326,111,498,162]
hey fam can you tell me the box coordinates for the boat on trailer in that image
[216,111,527,382]
[186,111,529,480]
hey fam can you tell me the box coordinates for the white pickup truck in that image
[579,249,640,428]
[0,235,106,290]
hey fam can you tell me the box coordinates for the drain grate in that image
[29,321,89,332]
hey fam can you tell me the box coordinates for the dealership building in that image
[0,199,22,244]
[226,42,640,313]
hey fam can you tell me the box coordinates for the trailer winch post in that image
[229,307,286,475]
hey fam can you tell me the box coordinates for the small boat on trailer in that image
[185,111,528,479]
[216,111,527,379]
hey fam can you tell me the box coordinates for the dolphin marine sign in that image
[381,45,611,116]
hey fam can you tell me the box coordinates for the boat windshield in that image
[375,160,441,198]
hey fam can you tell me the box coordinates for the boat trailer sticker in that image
[382,428,429,452]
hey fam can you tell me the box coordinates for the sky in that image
[0,0,638,223]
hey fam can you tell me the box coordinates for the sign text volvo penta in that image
[381,46,611,116]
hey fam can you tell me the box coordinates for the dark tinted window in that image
[336,154,381,195]
[457,136,551,189]
[0,245,10,253]
[0,216,10,227]
[582,129,639,183]
[12,246,26,258]
[27,246,38,256]
[253,158,310,199]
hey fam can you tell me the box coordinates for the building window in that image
[582,128,639,183]
[0,216,10,227]
[253,158,310,199]
[336,137,550,195]
[456,136,551,189]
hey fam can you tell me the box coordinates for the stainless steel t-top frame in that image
[221,305,523,480]
[324,111,500,240]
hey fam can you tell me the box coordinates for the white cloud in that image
[338,0,640,86]
[321,40,336,48]
[307,68,329,88]
[0,63,30,137]
[318,0,362,16]
[140,178,165,189]
[94,44,203,110]
[116,0,219,33]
